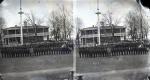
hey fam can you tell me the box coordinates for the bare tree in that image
[0,17,5,28]
[59,4,73,40]
[0,17,5,46]
[75,17,83,46]
[24,12,43,26]
[0,4,5,46]
[48,11,61,41]
[0,5,4,29]
[48,4,73,41]
[125,7,149,41]
[24,12,44,43]
[75,17,83,33]
[102,11,120,26]
[101,11,121,42]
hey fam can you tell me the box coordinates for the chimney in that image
[100,21,104,26]
[15,25,17,27]
[24,21,27,27]
[92,25,94,27]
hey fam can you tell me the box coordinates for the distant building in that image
[2,24,49,46]
[78,25,126,47]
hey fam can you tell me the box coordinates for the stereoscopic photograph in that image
[0,0,150,80]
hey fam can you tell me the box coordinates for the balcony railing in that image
[80,34,98,38]
[3,32,49,38]
[80,33,125,38]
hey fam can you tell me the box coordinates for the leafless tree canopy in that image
[0,17,5,28]
[75,17,83,45]
[75,17,83,32]
[101,11,120,26]
[0,17,5,45]
[125,7,149,41]
[24,12,43,26]
[48,4,73,41]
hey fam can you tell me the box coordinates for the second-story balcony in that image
[80,32,125,38]
[80,34,98,38]
[3,32,49,38]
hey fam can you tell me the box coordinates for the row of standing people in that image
[79,47,148,58]
[0,47,72,58]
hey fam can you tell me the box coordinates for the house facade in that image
[79,25,126,47]
[2,24,49,46]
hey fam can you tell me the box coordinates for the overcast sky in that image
[1,0,72,27]
[74,0,150,28]
[0,0,150,28]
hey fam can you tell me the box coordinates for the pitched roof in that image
[3,25,49,30]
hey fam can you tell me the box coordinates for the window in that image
[44,28,48,32]
[16,29,20,34]
[86,38,94,43]
[81,31,85,35]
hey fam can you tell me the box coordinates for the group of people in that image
[0,41,73,58]
[0,47,30,58]
[79,43,149,58]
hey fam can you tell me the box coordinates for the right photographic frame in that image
[74,0,150,80]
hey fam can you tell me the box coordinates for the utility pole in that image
[96,0,101,45]
[18,0,24,45]
[73,3,77,79]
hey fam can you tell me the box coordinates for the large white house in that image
[2,23,49,46]
[78,25,126,47]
